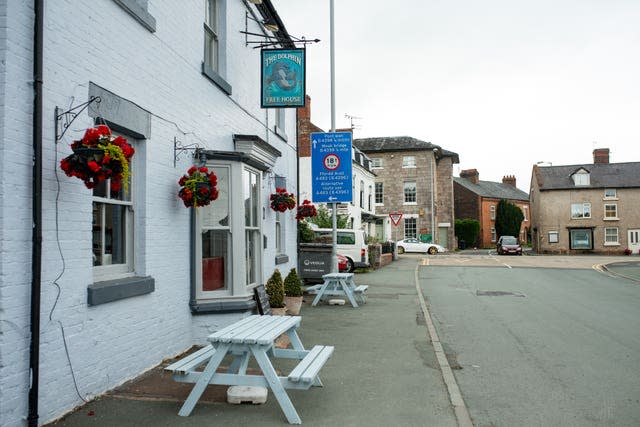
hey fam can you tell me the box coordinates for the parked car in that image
[496,235,522,255]
[337,254,349,272]
[396,238,446,255]
[311,227,369,272]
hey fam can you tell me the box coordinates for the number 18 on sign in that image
[311,132,353,203]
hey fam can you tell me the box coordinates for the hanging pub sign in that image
[261,48,305,108]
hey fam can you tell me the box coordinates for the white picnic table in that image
[165,314,333,425]
[308,272,368,307]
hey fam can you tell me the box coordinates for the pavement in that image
[45,256,640,427]
[46,257,459,427]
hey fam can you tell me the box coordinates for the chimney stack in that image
[460,169,479,184]
[502,175,516,187]
[593,148,610,164]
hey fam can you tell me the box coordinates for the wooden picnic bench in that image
[165,315,333,424]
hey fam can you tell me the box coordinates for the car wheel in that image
[397,246,405,254]
[428,246,437,255]
[346,257,355,272]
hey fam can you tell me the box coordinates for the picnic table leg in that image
[339,279,359,308]
[228,351,250,374]
[178,343,230,416]
[252,347,302,425]
[311,280,331,306]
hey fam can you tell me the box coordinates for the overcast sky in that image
[270,0,640,191]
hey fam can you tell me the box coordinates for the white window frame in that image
[403,181,417,205]
[548,231,559,243]
[204,0,219,72]
[604,188,617,199]
[490,205,496,220]
[197,164,232,298]
[523,206,528,221]
[244,167,262,288]
[195,162,263,300]
[275,108,287,140]
[604,203,618,220]
[491,227,496,242]
[404,217,417,238]
[371,158,383,169]
[571,202,591,219]
[572,170,590,186]
[604,227,619,246]
[375,182,384,205]
[402,155,416,168]
[92,133,136,282]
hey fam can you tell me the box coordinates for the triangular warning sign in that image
[389,212,403,226]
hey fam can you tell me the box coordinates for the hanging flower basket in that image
[296,199,317,221]
[270,187,296,212]
[59,125,135,193]
[178,166,219,208]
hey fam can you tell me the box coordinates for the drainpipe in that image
[28,0,44,425]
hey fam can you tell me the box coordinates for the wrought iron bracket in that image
[240,11,319,49]
[174,137,203,167]
[55,96,101,142]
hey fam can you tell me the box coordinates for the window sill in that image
[190,297,256,314]
[603,217,619,221]
[570,217,592,220]
[113,0,156,32]
[88,276,155,306]
[403,202,417,206]
[202,63,232,95]
[603,243,620,246]
[275,254,289,265]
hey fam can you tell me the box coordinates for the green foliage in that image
[309,205,349,229]
[265,269,285,308]
[454,218,480,247]
[283,268,303,297]
[495,199,525,239]
[298,220,314,243]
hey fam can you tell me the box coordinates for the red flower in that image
[87,161,101,173]
[187,166,198,175]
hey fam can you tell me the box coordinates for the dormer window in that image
[572,169,590,186]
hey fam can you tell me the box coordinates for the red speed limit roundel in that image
[323,153,340,170]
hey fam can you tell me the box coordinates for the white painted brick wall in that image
[0,1,299,425]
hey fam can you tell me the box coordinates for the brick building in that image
[454,170,530,248]
[0,1,300,424]
[353,137,459,249]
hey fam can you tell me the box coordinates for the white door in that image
[629,229,640,253]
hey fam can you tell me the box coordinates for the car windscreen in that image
[502,237,518,245]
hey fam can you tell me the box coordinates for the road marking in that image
[421,258,430,266]
[415,263,473,427]
[502,263,512,269]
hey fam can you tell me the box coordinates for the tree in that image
[309,205,349,229]
[454,218,480,248]
[495,199,524,239]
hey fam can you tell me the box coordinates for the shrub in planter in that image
[265,269,285,309]
[284,268,304,315]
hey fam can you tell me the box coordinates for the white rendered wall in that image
[0,1,298,425]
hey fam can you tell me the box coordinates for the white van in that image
[311,228,369,272]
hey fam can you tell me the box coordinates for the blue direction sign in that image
[311,132,353,203]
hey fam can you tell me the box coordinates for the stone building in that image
[0,1,300,425]
[353,137,459,248]
[454,170,530,247]
[530,148,640,254]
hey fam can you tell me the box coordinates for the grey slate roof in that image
[454,177,529,201]
[353,136,459,163]
[533,162,640,190]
